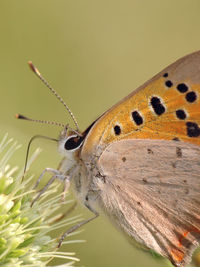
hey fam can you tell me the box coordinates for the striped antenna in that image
[15,114,65,127]
[28,61,79,131]
[15,114,82,136]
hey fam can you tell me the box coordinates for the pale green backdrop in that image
[1,1,200,267]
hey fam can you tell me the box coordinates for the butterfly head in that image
[58,126,85,158]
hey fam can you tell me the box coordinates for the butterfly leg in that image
[61,178,71,201]
[31,172,69,206]
[58,194,99,247]
[33,167,64,189]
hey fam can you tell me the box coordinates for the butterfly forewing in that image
[81,50,200,161]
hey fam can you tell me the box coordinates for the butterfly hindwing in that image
[96,139,200,267]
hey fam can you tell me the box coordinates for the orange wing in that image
[82,50,200,160]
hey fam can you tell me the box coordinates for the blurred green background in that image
[1,0,200,266]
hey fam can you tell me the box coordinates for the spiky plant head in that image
[0,134,82,267]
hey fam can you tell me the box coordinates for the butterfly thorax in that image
[57,127,99,205]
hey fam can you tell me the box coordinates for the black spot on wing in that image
[186,122,200,137]
[165,80,173,88]
[176,83,189,93]
[131,111,143,126]
[185,91,197,103]
[150,97,166,116]
[114,125,121,135]
[176,109,187,120]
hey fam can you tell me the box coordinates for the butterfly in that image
[17,50,200,267]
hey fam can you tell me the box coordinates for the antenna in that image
[15,113,82,136]
[28,61,79,131]
[15,113,65,127]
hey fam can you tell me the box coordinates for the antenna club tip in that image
[28,61,35,71]
[28,61,41,76]
[15,114,27,120]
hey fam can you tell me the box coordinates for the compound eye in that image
[64,135,84,151]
